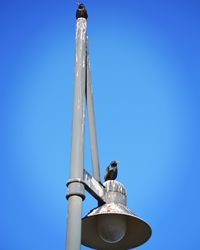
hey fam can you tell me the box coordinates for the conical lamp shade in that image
[82,203,151,250]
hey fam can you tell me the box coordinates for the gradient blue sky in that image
[1,0,200,249]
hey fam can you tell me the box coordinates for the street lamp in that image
[66,4,151,250]
[82,181,151,249]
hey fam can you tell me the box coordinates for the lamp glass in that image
[97,215,127,243]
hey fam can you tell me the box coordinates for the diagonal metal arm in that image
[86,39,101,182]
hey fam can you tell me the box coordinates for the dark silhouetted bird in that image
[104,161,118,181]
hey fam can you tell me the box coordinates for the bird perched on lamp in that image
[104,161,118,182]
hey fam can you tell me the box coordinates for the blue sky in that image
[1,0,200,249]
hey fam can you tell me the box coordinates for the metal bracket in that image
[66,170,106,203]
[83,170,106,204]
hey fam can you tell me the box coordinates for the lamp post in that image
[66,4,151,250]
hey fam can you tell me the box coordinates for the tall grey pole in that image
[66,5,88,250]
[86,40,101,182]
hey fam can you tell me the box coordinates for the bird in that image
[104,161,118,182]
[76,3,88,19]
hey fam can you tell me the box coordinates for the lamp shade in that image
[81,203,151,249]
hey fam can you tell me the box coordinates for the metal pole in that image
[66,5,88,250]
[86,40,101,182]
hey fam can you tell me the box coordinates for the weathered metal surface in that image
[87,202,134,216]
[103,180,127,205]
[83,170,105,203]
[83,173,127,205]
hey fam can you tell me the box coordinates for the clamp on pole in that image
[66,179,86,200]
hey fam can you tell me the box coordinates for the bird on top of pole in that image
[76,3,88,19]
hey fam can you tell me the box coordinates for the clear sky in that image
[1,0,200,249]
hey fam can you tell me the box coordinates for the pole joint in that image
[66,178,86,200]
